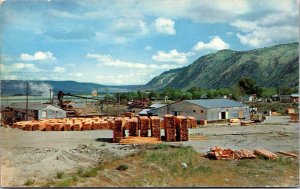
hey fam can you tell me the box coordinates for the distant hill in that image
[1,43,298,95]
[0,80,141,95]
[144,42,299,90]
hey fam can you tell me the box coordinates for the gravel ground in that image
[0,115,298,186]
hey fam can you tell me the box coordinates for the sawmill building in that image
[148,99,249,121]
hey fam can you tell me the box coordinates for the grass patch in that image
[24,178,35,186]
[79,167,98,177]
[56,170,65,179]
[77,167,84,174]
[54,178,75,187]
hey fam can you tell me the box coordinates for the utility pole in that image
[106,88,108,113]
[26,82,29,121]
[49,89,52,104]
[118,92,120,116]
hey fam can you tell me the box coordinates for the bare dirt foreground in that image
[0,116,299,187]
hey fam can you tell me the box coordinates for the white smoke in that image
[91,89,98,97]
[29,82,53,97]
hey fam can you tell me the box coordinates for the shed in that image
[7,102,66,120]
[149,103,166,109]
[148,99,249,121]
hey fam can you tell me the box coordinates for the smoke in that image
[91,89,97,97]
[29,82,53,97]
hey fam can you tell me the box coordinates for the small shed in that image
[7,102,66,121]
[290,94,299,102]
[148,99,249,121]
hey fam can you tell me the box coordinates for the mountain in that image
[144,42,299,90]
[0,80,142,95]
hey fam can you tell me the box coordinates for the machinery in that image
[250,113,265,123]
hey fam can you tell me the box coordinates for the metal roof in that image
[8,102,62,110]
[185,99,248,108]
[139,109,151,115]
[149,103,166,109]
[291,93,299,97]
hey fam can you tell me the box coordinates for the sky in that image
[0,0,299,85]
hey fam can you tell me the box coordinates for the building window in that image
[193,110,196,113]
[200,110,204,113]
[41,110,47,118]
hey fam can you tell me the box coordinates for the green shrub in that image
[116,164,128,171]
[56,170,64,179]
[24,179,35,186]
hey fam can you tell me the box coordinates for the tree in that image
[238,77,262,97]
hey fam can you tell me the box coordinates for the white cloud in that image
[0,64,5,71]
[20,51,56,61]
[152,49,193,64]
[87,53,179,70]
[230,20,258,32]
[192,36,230,52]
[53,66,66,73]
[236,26,298,47]
[145,45,152,51]
[67,72,83,77]
[154,17,176,35]
[11,63,40,72]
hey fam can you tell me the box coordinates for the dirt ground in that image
[0,116,298,187]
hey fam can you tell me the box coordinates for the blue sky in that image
[0,0,299,85]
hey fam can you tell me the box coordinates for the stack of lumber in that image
[206,146,235,160]
[277,151,298,158]
[113,118,123,143]
[124,112,135,118]
[150,116,161,140]
[128,118,138,136]
[119,137,162,145]
[189,134,207,141]
[234,149,256,159]
[139,116,150,137]
[240,121,252,126]
[164,115,176,142]
[63,122,72,131]
[187,116,197,128]
[254,149,278,160]
[175,116,188,141]
[290,113,299,122]
[53,123,64,131]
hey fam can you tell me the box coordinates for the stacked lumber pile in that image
[234,149,256,159]
[206,146,235,160]
[189,134,207,141]
[150,116,161,140]
[254,149,278,160]
[175,116,188,141]
[277,151,298,158]
[113,118,123,143]
[128,117,138,136]
[139,116,150,137]
[240,121,253,126]
[119,137,162,145]
[290,113,299,122]
[187,116,197,128]
[164,115,176,142]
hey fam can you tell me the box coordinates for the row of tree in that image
[109,78,298,102]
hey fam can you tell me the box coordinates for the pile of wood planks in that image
[254,149,278,160]
[164,114,176,142]
[234,149,256,159]
[150,116,161,140]
[206,146,235,160]
[128,118,138,136]
[277,151,298,158]
[175,116,188,141]
[112,118,123,143]
[187,116,197,128]
[119,136,162,145]
[139,116,150,137]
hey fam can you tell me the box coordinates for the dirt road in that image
[0,116,298,186]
